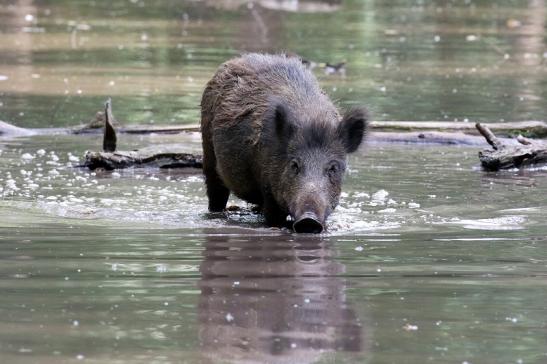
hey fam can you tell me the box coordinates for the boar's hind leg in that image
[203,140,230,212]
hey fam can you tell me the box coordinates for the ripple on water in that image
[0,155,422,233]
[2,146,438,233]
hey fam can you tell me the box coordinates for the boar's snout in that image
[293,212,324,234]
[290,184,328,234]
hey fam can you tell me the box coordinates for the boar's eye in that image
[326,161,343,178]
[290,159,301,175]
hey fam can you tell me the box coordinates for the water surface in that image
[1,1,547,363]
[2,133,547,363]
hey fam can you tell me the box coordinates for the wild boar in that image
[201,53,367,233]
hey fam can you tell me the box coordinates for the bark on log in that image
[476,123,547,171]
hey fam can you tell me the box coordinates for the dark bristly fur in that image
[201,53,368,232]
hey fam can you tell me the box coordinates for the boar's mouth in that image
[293,212,324,234]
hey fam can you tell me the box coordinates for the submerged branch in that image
[476,122,502,150]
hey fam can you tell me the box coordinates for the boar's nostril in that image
[293,213,324,234]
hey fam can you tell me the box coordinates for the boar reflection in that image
[198,235,363,364]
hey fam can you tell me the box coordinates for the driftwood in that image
[82,100,202,171]
[476,123,547,171]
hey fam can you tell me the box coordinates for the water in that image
[1,1,547,363]
[1,0,547,127]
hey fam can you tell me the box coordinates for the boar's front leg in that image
[204,164,230,212]
[262,188,288,228]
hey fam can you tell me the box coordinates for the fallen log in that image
[74,122,201,135]
[75,120,547,138]
[84,148,203,170]
[476,123,547,171]
[3,116,547,140]
[82,100,202,171]
[371,120,547,138]
[368,131,487,145]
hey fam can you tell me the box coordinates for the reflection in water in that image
[198,235,364,363]
[204,0,341,13]
[205,0,342,51]
[259,0,341,13]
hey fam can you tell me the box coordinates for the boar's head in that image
[263,102,368,233]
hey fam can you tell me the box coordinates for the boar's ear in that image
[271,102,295,140]
[338,108,368,153]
